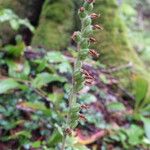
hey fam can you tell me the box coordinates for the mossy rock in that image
[93,0,150,98]
[0,0,43,45]
[32,0,74,50]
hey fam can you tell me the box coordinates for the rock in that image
[32,0,74,50]
[0,0,44,45]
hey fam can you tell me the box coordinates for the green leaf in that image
[0,78,23,94]
[8,131,31,140]
[48,93,64,104]
[5,41,25,57]
[0,9,34,32]
[107,102,125,112]
[32,72,66,88]
[79,93,97,104]
[47,131,62,146]
[57,62,72,73]
[46,52,66,63]
[6,60,30,79]
[18,102,51,116]
[141,117,150,141]
[31,141,41,148]
[133,76,148,107]
[126,124,144,146]
[121,3,136,16]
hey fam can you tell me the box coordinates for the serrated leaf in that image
[32,72,66,88]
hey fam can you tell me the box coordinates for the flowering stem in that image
[61,0,101,148]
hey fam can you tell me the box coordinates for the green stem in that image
[61,134,67,150]
[61,44,80,149]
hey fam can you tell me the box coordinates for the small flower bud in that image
[85,75,94,80]
[65,128,72,136]
[85,80,94,86]
[71,31,81,42]
[79,114,86,121]
[89,37,96,43]
[82,69,91,76]
[93,24,103,30]
[78,7,86,18]
[90,13,100,19]
[89,49,99,57]
[79,7,85,12]
[80,104,89,110]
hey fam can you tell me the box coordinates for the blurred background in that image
[0,0,150,149]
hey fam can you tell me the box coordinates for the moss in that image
[0,0,44,45]
[32,0,74,50]
[93,0,150,97]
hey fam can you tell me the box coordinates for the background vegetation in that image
[0,0,150,149]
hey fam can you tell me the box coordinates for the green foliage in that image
[0,9,34,32]
[0,0,150,149]
[133,76,148,110]
[0,78,25,94]
[32,72,66,89]
[107,102,126,112]
[32,0,73,50]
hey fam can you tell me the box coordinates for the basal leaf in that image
[46,52,66,63]
[0,78,23,94]
[32,72,66,88]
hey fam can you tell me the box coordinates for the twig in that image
[102,62,133,73]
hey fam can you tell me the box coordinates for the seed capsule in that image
[82,69,91,76]
[89,49,99,57]
[79,114,86,121]
[93,24,103,30]
[65,128,72,136]
[90,13,100,19]
[78,7,86,18]
[71,31,81,42]
[79,7,85,12]
[89,37,96,43]
[80,104,89,110]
